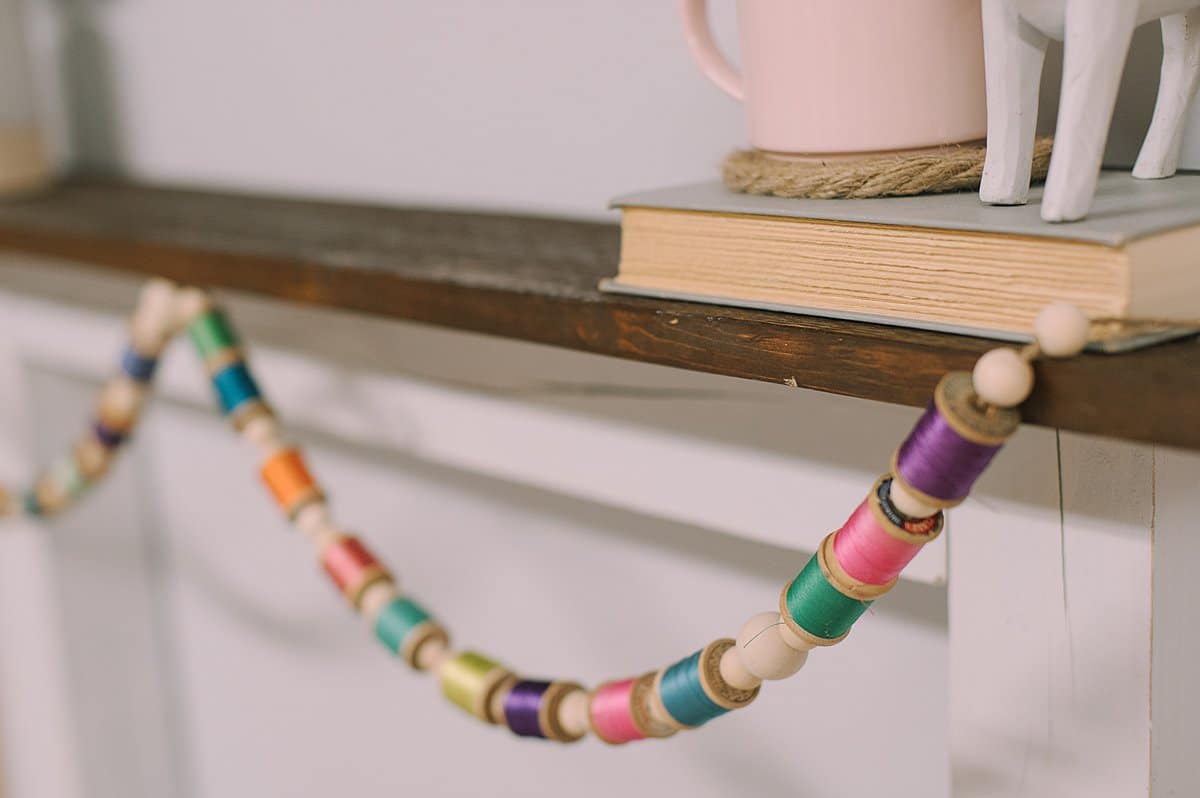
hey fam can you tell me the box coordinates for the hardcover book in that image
[605,172,1200,339]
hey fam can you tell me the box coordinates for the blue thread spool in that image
[120,345,158,383]
[211,362,262,416]
[658,639,757,728]
[92,419,125,449]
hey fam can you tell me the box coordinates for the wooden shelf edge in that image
[0,178,1196,451]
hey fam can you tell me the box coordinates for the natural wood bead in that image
[173,286,213,329]
[718,646,762,691]
[295,502,340,547]
[735,612,809,681]
[1035,301,1090,357]
[489,675,520,725]
[415,635,450,671]
[777,621,818,653]
[96,377,146,432]
[971,348,1034,407]
[887,478,939,519]
[242,413,286,456]
[129,279,178,355]
[74,436,112,480]
[557,686,592,739]
[358,580,399,624]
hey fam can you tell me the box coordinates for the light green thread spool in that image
[440,651,513,723]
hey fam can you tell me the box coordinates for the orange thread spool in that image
[322,536,392,608]
[260,448,323,518]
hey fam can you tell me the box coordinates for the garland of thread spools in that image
[6,279,1093,744]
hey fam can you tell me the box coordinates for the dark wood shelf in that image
[0,178,1196,450]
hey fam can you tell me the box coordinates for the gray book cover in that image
[612,171,1200,247]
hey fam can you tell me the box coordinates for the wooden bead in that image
[557,685,592,739]
[415,634,450,671]
[358,580,399,623]
[718,646,762,691]
[173,287,213,328]
[777,621,818,653]
[129,279,178,354]
[96,377,146,433]
[294,501,339,546]
[242,413,285,456]
[971,348,1034,407]
[887,478,939,519]
[74,436,112,480]
[1035,301,1090,357]
[734,611,809,681]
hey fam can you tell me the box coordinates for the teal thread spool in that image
[211,362,262,416]
[658,639,758,728]
[375,596,448,669]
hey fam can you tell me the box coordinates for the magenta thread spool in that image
[832,476,944,586]
[892,372,1019,508]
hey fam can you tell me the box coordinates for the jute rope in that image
[723,137,1054,199]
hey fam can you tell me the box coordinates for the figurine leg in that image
[980,0,1049,206]
[1132,10,1200,180]
[1040,0,1137,222]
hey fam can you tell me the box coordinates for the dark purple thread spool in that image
[504,680,551,738]
[893,373,1019,507]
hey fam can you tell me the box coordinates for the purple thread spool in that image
[504,680,550,738]
[893,373,1019,508]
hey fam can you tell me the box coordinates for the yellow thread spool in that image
[440,651,514,723]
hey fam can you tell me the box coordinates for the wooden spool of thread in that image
[119,345,158,383]
[374,595,448,670]
[502,680,587,743]
[657,639,758,729]
[892,372,1020,509]
[779,534,895,648]
[589,677,647,744]
[440,651,516,724]
[261,448,324,519]
[187,309,240,363]
[830,475,943,586]
[320,535,393,610]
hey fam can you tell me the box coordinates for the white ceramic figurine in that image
[980,0,1200,222]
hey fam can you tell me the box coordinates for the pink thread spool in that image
[832,477,944,586]
[589,678,647,745]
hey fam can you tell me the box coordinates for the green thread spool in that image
[188,309,239,360]
[441,651,514,723]
[782,553,873,645]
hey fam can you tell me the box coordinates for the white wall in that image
[18,1,1196,220]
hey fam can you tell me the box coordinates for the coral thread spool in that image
[658,640,758,729]
[892,372,1019,508]
[589,678,647,745]
[261,448,324,518]
[374,596,449,670]
[440,652,515,724]
[831,476,943,586]
[320,535,392,609]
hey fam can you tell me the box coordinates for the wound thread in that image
[589,678,646,744]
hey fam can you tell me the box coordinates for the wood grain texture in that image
[0,178,1196,450]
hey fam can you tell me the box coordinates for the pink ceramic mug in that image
[680,0,987,157]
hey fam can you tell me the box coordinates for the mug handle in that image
[679,0,744,101]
